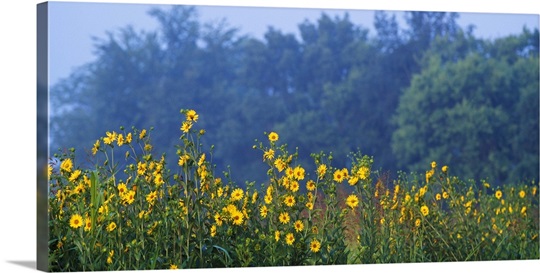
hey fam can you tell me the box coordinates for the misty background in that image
[48,3,539,188]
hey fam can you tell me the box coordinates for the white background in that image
[0,1,539,273]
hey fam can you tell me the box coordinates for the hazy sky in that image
[48,1,539,87]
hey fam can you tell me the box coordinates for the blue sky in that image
[48,1,539,87]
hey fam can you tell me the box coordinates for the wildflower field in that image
[47,109,539,271]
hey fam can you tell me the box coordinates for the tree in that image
[392,29,539,184]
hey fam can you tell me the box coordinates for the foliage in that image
[48,110,539,271]
[392,29,539,183]
[50,6,538,195]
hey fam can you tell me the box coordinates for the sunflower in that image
[310,239,321,253]
[519,190,526,198]
[178,154,190,167]
[333,169,344,183]
[274,158,286,172]
[214,212,223,226]
[279,212,290,224]
[69,214,83,229]
[210,225,217,237]
[146,191,158,204]
[264,194,273,204]
[274,230,280,242]
[284,195,296,207]
[285,233,295,246]
[60,158,73,173]
[420,205,429,216]
[124,190,136,205]
[117,183,128,196]
[181,121,193,133]
[289,181,300,192]
[495,190,503,200]
[346,194,359,209]
[117,133,125,146]
[84,217,92,232]
[231,210,244,225]
[92,140,100,155]
[107,222,117,232]
[306,180,316,191]
[317,164,327,179]
[286,167,295,179]
[231,188,244,202]
[268,132,279,142]
[263,149,275,161]
[358,166,370,180]
[260,205,268,218]
[293,166,305,180]
[294,220,304,232]
[69,169,82,182]
[139,129,147,139]
[185,109,199,122]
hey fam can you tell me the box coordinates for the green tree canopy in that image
[392,28,539,184]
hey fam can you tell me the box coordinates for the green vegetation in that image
[48,111,539,271]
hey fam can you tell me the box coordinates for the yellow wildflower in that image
[210,225,217,237]
[84,217,92,232]
[117,133,125,146]
[69,169,81,182]
[284,195,296,207]
[279,212,290,224]
[185,109,199,122]
[263,149,275,161]
[495,190,502,200]
[231,188,244,202]
[139,129,147,139]
[285,233,295,246]
[107,222,117,232]
[268,132,279,142]
[60,158,73,173]
[358,166,370,180]
[317,164,327,179]
[294,220,304,232]
[420,205,429,216]
[293,166,305,180]
[260,205,268,218]
[107,250,114,264]
[92,140,100,155]
[333,169,345,183]
[346,194,359,209]
[310,239,321,253]
[69,214,83,229]
[274,158,286,172]
[181,121,192,133]
[306,180,316,191]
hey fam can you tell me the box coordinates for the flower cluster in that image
[47,109,540,271]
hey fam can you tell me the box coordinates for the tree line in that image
[50,5,539,187]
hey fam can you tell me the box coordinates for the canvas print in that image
[37,1,540,271]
